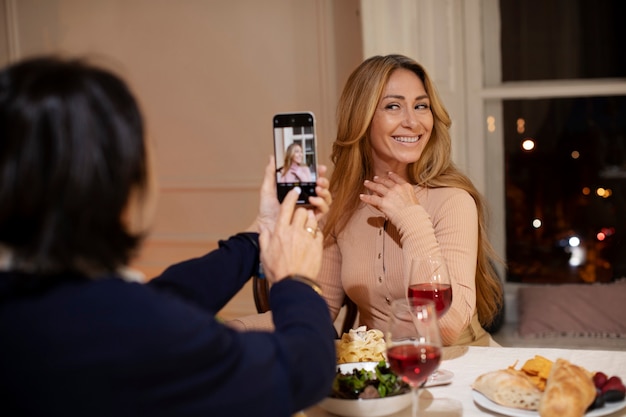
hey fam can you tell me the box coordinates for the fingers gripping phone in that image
[273,112,318,205]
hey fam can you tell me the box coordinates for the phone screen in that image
[273,112,318,204]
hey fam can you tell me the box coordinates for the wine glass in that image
[406,256,454,384]
[407,256,452,317]
[386,298,442,417]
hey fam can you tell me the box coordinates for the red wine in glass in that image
[408,283,452,317]
[406,256,454,387]
[387,344,442,387]
[387,298,442,417]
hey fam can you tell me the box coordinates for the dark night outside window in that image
[500,0,626,82]
[500,0,626,283]
[504,96,626,283]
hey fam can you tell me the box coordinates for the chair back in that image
[252,275,358,336]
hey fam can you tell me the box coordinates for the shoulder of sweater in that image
[419,186,474,205]
[416,187,477,220]
[418,185,470,197]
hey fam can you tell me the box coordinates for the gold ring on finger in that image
[305,227,317,238]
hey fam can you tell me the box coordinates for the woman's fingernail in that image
[294,186,301,194]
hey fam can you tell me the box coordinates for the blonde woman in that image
[320,54,503,346]
[278,143,313,183]
[233,54,503,346]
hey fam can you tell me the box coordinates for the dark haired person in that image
[0,56,335,417]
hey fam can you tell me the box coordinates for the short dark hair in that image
[0,56,148,275]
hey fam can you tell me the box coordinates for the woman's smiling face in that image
[292,145,303,164]
[369,68,434,179]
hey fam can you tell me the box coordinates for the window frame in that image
[464,0,626,280]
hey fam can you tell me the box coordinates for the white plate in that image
[318,393,412,417]
[425,368,454,387]
[319,362,413,417]
[473,391,626,417]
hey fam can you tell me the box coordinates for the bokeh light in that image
[521,138,535,151]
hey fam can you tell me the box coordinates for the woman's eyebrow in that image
[382,94,430,100]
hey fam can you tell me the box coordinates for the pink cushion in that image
[518,280,626,338]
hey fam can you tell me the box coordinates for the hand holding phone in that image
[273,112,318,205]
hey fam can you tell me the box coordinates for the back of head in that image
[0,56,147,276]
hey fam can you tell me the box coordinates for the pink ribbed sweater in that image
[232,185,495,346]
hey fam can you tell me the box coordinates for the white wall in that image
[0,0,363,319]
[360,0,470,177]
[0,0,363,281]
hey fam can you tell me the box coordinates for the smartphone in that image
[273,112,318,205]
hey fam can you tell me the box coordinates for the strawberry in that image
[593,372,608,389]
[601,376,626,403]
[602,376,625,392]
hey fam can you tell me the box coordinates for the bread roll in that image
[538,358,595,417]
[472,368,542,410]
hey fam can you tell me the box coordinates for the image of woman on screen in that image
[278,143,313,183]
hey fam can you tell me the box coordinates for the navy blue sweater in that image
[0,233,336,416]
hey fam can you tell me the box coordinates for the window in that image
[486,0,626,283]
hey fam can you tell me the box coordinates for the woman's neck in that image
[373,162,409,181]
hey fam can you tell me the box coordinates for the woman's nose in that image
[402,109,418,128]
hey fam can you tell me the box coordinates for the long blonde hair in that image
[280,142,304,176]
[325,54,503,328]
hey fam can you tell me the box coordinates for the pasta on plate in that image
[336,326,386,363]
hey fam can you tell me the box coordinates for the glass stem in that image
[411,387,420,417]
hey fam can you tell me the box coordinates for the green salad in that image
[330,361,410,399]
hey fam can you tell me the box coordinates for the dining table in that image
[302,345,626,417]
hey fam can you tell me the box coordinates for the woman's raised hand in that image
[360,172,419,223]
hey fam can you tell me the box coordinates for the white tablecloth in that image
[303,346,626,417]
